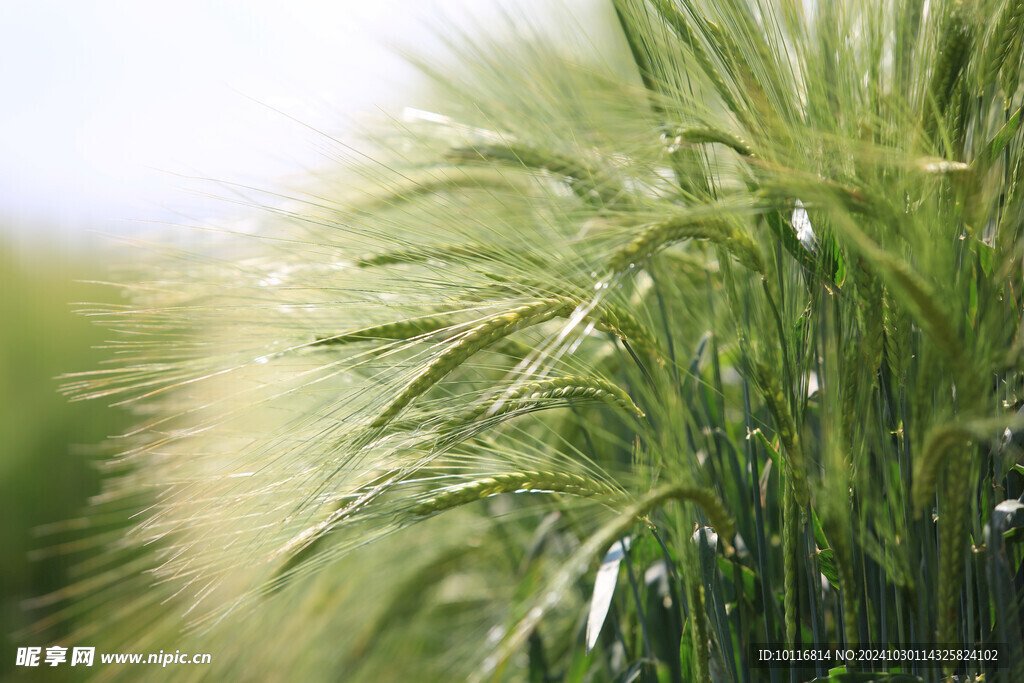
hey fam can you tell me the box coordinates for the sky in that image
[0,0,593,251]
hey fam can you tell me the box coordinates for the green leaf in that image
[678,619,693,681]
[975,104,1022,170]
[563,647,590,683]
[586,537,630,653]
[766,209,818,275]
[717,556,757,601]
[809,673,922,682]
[810,508,831,551]
[528,632,548,683]
[976,239,994,276]
[816,548,841,590]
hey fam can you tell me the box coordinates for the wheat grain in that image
[910,419,1016,514]
[937,442,973,652]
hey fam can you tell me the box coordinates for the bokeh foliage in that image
[2,243,128,682]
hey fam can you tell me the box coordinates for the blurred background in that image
[0,1,595,679]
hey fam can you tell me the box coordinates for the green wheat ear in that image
[62,0,1024,679]
[447,374,645,429]
[923,1,975,139]
[364,298,575,433]
[409,471,619,517]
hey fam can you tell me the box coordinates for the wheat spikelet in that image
[937,443,973,651]
[268,471,404,585]
[924,2,975,139]
[591,302,667,362]
[670,125,754,157]
[609,214,763,274]
[751,362,810,508]
[856,273,885,375]
[835,214,964,366]
[367,299,576,432]
[311,314,463,346]
[912,424,969,515]
[343,165,535,213]
[984,0,1024,99]
[352,243,540,269]
[688,580,711,683]
[782,481,800,646]
[446,143,632,210]
[360,292,670,436]
[698,12,774,113]
[1000,22,1023,100]
[882,293,910,381]
[449,374,644,432]
[669,484,736,547]
[410,471,619,517]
